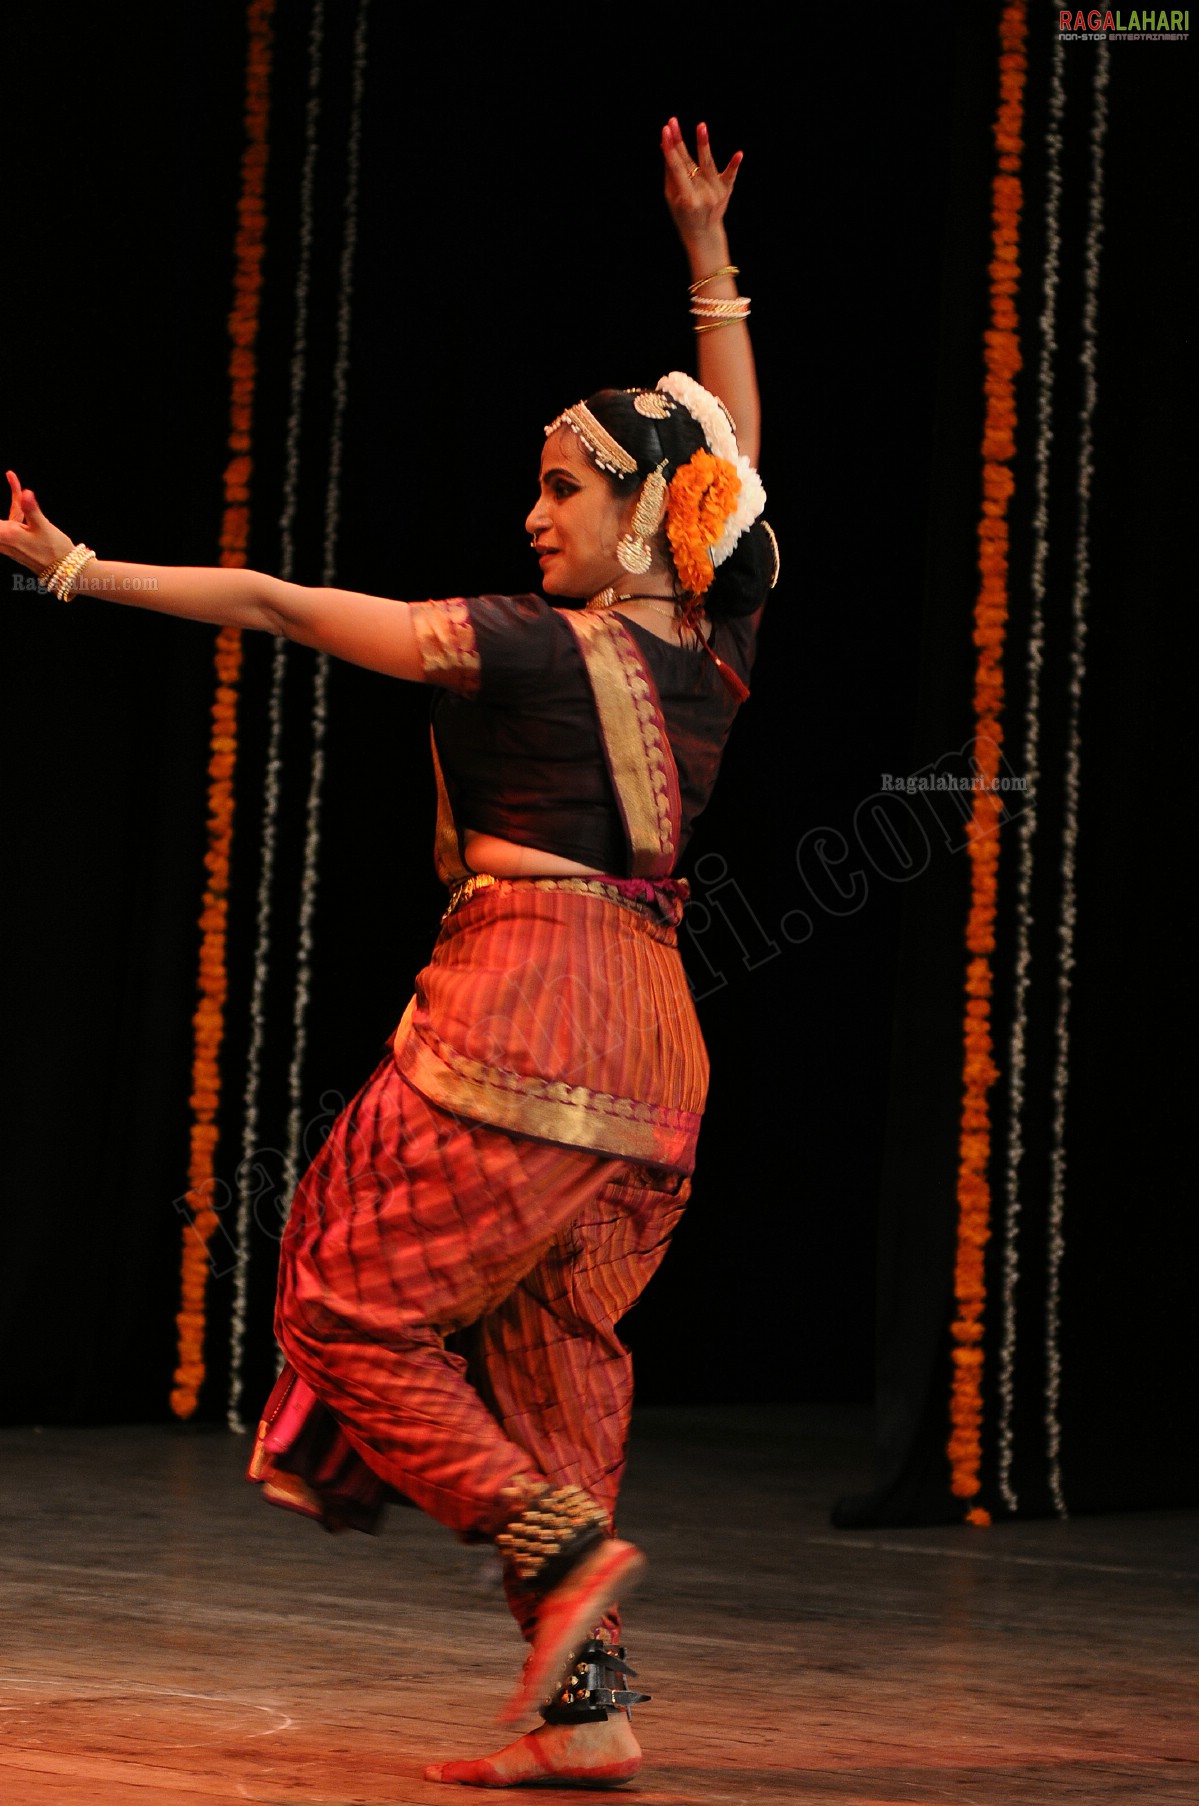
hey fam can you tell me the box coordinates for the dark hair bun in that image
[584,389,706,485]
[707,518,775,620]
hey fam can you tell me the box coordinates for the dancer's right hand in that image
[1,470,75,577]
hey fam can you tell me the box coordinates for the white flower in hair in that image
[712,457,767,567]
[657,371,740,463]
[656,371,766,567]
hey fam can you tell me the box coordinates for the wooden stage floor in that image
[0,1406,1194,1804]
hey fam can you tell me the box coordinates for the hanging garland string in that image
[946,0,1028,1524]
[998,36,1066,1519]
[226,2,371,1428]
[1045,42,1109,1521]
[171,0,278,1421]
[283,0,371,1215]
[226,0,326,1432]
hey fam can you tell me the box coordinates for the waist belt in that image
[443,872,690,928]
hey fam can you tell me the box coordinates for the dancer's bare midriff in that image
[463,831,607,881]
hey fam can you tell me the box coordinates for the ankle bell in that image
[494,1482,609,1593]
[539,1637,652,1725]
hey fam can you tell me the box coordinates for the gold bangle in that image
[693,318,750,335]
[63,548,98,599]
[690,296,752,318]
[39,543,97,601]
[688,264,740,295]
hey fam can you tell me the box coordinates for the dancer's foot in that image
[425,1715,642,1788]
[499,1538,645,1725]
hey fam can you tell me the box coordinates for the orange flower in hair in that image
[665,450,742,595]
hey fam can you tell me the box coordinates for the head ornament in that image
[544,376,767,596]
[545,402,637,477]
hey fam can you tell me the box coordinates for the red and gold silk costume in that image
[250,597,757,1645]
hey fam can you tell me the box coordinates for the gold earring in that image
[617,461,668,575]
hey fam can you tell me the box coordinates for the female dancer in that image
[1,118,774,1788]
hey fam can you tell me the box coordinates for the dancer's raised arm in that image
[661,116,760,465]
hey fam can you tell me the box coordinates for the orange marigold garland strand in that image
[946,0,1028,1523]
[171,0,277,1421]
[665,449,742,596]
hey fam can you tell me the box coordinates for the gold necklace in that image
[585,587,680,615]
[623,596,712,644]
[631,599,686,623]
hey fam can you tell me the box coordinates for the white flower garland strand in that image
[283,0,370,1209]
[1045,42,1110,1519]
[657,371,738,461]
[655,370,766,563]
[998,40,1066,1517]
[226,651,286,1433]
[228,0,326,1433]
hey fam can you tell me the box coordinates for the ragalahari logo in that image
[1058,8,1189,33]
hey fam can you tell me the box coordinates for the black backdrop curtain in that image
[2,3,951,1425]
[836,6,1197,1525]
[2,3,1192,1526]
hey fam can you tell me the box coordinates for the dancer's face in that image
[526,430,630,599]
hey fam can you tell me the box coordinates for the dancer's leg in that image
[467,1163,690,1641]
[427,1164,688,1788]
[272,1060,685,1786]
[275,1058,621,1536]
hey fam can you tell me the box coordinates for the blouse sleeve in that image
[407,594,574,704]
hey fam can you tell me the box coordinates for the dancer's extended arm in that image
[1,470,424,681]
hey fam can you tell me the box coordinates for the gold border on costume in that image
[561,612,681,879]
[430,729,473,887]
[393,883,707,1171]
[409,597,482,698]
